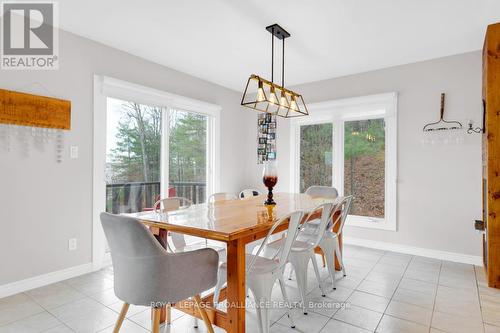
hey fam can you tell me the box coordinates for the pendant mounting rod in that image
[265,24,291,39]
[266,24,290,85]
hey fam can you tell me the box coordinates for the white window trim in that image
[290,92,398,231]
[92,75,221,269]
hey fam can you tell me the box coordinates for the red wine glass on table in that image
[263,160,277,205]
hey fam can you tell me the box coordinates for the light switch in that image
[70,146,78,159]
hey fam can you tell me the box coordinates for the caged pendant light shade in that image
[241,75,308,117]
[241,24,308,118]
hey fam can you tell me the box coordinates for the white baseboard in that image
[1,239,481,299]
[344,237,483,266]
[0,263,94,299]
[92,252,112,271]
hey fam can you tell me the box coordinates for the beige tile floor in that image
[1,245,500,333]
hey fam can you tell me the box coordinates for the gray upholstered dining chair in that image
[100,212,219,333]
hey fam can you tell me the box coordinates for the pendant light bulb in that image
[269,86,278,104]
[280,91,289,107]
[290,96,299,111]
[257,81,265,102]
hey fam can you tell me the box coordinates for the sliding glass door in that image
[105,98,163,214]
[105,101,213,215]
[93,76,221,268]
[168,109,208,204]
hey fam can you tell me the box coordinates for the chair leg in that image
[320,240,337,290]
[278,275,296,328]
[289,254,310,314]
[194,294,215,333]
[248,278,274,333]
[112,303,129,333]
[151,307,161,333]
[166,304,171,324]
[213,269,226,307]
[255,305,264,333]
[260,300,270,333]
[311,254,326,297]
[335,238,346,277]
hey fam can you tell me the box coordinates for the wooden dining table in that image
[128,192,342,333]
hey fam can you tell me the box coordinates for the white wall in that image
[0,29,254,285]
[245,51,483,258]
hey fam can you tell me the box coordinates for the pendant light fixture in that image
[241,24,308,118]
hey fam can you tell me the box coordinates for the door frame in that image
[92,75,221,269]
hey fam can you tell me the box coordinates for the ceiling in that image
[57,0,500,91]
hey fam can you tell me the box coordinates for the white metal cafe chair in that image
[213,211,304,333]
[239,188,262,199]
[301,196,353,287]
[208,192,238,203]
[286,185,339,280]
[154,197,225,256]
[238,189,265,254]
[305,185,339,199]
[154,197,191,250]
[301,186,339,232]
[265,202,341,314]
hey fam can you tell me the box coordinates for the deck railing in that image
[105,181,206,213]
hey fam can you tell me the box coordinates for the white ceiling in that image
[58,0,500,91]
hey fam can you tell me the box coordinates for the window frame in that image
[290,92,398,231]
[92,75,221,269]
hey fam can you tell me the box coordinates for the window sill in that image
[346,215,396,231]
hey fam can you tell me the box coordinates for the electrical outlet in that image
[68,238,77,251]
[70,146,78,159]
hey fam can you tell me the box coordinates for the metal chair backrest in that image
[332,195,353,236]
[239,189,262,199]
[302,202,338,249]
[153,197,192,214]
[305,186,339,199]
[208,192,237,203]
[153,197,192,249]
[248,210,305,274]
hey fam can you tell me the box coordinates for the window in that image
[291,93,397,230]
[299,123,333,192]
[93,76,221,267]
[344,118,385,218]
